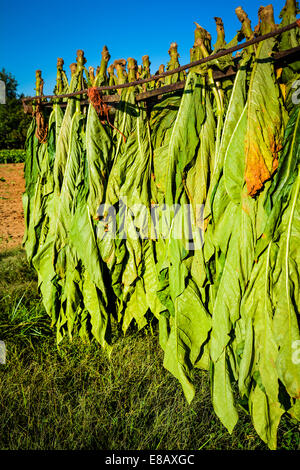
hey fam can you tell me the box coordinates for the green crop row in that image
[0,149,26,164]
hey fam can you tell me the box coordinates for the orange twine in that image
[88,87,126,143]
[34,103,48,143]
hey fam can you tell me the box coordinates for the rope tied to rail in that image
[34,102,48,143]
[87,87,126,143]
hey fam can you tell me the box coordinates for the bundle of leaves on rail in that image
[22,0,300,450]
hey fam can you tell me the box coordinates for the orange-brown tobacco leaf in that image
[245,136,282,197]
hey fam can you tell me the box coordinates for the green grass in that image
[0,149,26,164]
[0,248,299,450]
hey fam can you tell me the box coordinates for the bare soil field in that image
[0,163,25,252]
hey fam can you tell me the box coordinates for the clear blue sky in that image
[0,0,292,97]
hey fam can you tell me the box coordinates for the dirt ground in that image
[0,163,25,252]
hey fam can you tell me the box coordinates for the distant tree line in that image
[0,69,31,150]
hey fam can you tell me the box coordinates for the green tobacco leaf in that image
[120,105,160,327]
[70,198,107,299]
[186,81,215,211]
[25,141,52,262]
[249,382,284,450]
[272,170,300,399]
[210,192,256,359]
[23,119,40,257]
[86,104,112,217]
[212,351,239,433]
[82,269,111,349]
[122,278,148,332]
[165,72,205,207]
[163,280,211,403]
[104,90,137,207]
[52,109,87,342]
[279,0,300,83]
[249,105,300,399]
[53,74,79,193]
[57,245,82,342]
[238,162,300,447]
[150,94,181,151]
[161,73,210,401]
[32,236,59,326]
[163,72,204,301]
[30,104,64,324]
[151,94,181,204]
[53,98,76,193]
[54,111,85,277]
[47,104,63,167]
[288,398,300,421]
[201,61,250,291]
[223,104,248,203]
[257,105,300,257]
[142,239,164,318]
[100,95,160,330]
[240,244,280,403]
[204,56,249,220]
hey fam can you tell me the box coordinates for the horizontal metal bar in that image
[22,43,300,115]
